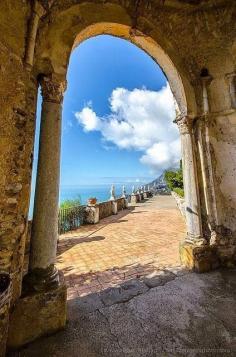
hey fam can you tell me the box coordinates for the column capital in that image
[40,75,67,104]
[174,115,194,135]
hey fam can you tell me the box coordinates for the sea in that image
[28,181,149,218]
[60,182,148,204]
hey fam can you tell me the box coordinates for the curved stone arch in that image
[35,2,197,116]
[72,22,195,117]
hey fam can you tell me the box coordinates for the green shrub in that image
[173,187,184,197]
[60,197,81,210]
[59,197,83,234]
[164,160,184,196]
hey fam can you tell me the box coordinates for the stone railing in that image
[82,196,128,225]
[98,200,114,220]
[171,191,186,218]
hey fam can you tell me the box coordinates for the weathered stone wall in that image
[0,2,38,303]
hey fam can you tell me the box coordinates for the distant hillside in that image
[148,172,166,187]
[148,168,178,188]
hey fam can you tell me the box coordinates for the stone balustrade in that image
[85,197,127,223]
[82,187,151,225]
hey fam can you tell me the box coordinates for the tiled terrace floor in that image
[56,195,186,300]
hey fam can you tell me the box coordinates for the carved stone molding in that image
[174,115,194,135]
[40,75,67,104]
[25,1,47,69]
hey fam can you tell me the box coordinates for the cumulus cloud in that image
[75,85,180,174]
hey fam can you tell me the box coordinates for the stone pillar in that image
[131,194,137,205]
[175,116,219,272]
[175,116,204,244]
[196,115,219,238]
[85,204,99,224]
[8,74,67,349]
[112,200,118,215]
[26,75,66,291]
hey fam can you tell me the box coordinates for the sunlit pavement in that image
[14,196,236,356]
[56,195,186,299]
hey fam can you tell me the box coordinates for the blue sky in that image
[33,35,180,189]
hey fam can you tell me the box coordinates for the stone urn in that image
[0,273,12,355]
[87,197,97,205]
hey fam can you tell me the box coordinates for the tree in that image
[164,160,184,197]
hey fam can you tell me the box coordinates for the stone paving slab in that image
[13,269,236,357]
[56,195,186,299]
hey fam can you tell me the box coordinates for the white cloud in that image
[75,85,180,174]
[140,140,181,173]
[75,107,100,132]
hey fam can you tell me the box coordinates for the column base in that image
[23,264,59,294]
[7,272,67,350]
[179,241,219,273]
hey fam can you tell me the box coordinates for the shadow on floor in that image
[11,268,236,357]
[62,260,186,296]
[57,208,135,255]
[57,235,106,257]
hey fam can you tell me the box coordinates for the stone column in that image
[175,115,205,245]
[26,75,66,291]
[196,115,219,238]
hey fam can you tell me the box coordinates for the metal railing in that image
[58,205,86,234]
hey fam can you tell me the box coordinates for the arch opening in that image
[29,32,190,298]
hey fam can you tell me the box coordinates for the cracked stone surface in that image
[10,269,236,357]
[100,279,149,306]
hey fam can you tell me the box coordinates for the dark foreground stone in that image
[8,269,236,357]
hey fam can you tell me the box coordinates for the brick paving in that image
[56,195,186,300]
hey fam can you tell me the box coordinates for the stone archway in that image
[2,0,236,352]
[11,20,203,348]
[23,16,208,318]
